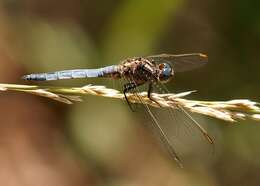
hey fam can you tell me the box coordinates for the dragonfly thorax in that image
[157,63,174,83]
[119,58,174,85]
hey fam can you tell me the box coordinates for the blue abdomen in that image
[22,65,118,81]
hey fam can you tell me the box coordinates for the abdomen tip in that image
[21,75,30,80]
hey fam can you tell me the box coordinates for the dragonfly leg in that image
[148,83,162,107]
[123,82,137,112]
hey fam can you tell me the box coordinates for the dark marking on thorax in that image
[118,57,158,85]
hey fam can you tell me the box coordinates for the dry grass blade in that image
[0,83,259,122]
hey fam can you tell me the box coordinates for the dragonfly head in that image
[158,63,174,83]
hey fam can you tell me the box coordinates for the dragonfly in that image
[22,53,212,167]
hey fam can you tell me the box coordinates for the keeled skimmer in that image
[22,53,212,167]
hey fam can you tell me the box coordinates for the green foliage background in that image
[0,0,260,185]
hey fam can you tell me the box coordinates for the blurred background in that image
[0,0,260,185]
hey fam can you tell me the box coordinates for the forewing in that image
[146,53,208,72]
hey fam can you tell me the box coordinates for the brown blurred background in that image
[0,0,260,185]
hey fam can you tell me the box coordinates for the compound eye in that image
[159,63,173,82]
[162,63,172,76]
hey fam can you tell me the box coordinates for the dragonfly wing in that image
[146,81,215,158]
[146,53,208,72]
[147,105,214,156]
[124,76,183,167]
[133,86,183,167]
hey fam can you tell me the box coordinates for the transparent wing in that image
[122,73,213,166]
[146,53,208,72]
[123,76,183,167]
[144,104,214,159]
[134,91,183,167]
[153,80,213,142]
[143,79,214,161]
